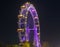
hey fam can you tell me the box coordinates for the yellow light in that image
[17,28,24,32]
[26,2,30,4]
[22,41,30,47]
[18,14,23,18]
[21,5,26,8]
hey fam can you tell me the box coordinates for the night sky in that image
[0,0,60,46]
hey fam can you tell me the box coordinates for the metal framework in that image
[17,2,41,47]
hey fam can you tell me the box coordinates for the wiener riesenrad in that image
[17,2,41,47]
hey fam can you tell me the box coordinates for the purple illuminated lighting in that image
[18,2,41,47]
[27,5,38,17]
[26,3,41,47]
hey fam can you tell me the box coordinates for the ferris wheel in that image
[17,2,41,47]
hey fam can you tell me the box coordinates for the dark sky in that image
[0,0,60,46]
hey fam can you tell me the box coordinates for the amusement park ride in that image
[17,2,41,47]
